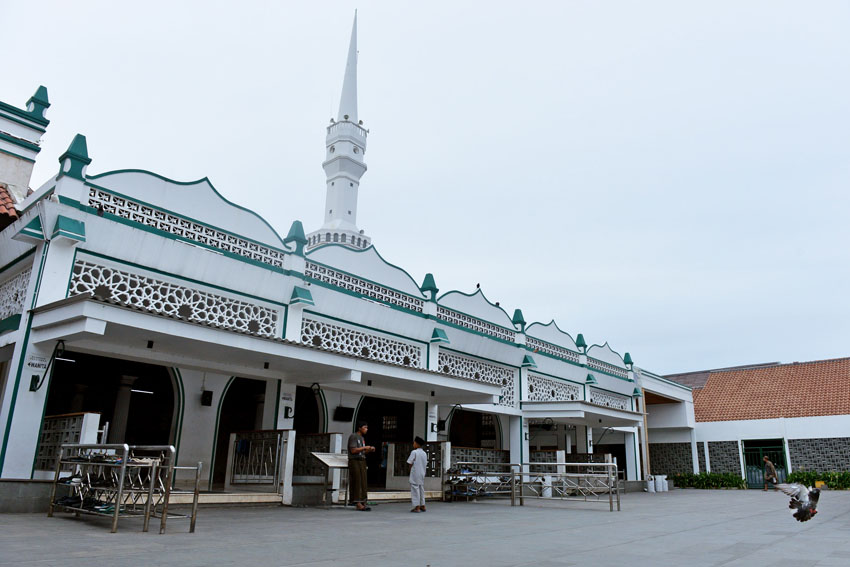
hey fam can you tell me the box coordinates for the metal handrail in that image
[513,462,620,511]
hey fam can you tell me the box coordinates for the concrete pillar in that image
[277,382,297,430]
[425,403,439,442]
[704,441,711,473]
[625,429,639,481]
[689,428,699,474]
[108,375,137,443]
[261,380,279,430]
[508,416,528,472]
[576,425,592,453]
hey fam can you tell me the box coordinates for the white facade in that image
[0,18,696,495]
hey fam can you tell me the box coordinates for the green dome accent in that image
[521,354,537,368]
[284,220,308,256]
[27,85,50,121]
[624,352,634,366]
[57,134,91,181]
[430,328,450,344]
[632,387,642,398]
[575,333,587,349]
[585,373,597,385]
[420,273,438,300]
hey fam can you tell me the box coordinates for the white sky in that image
[3,1,849,375]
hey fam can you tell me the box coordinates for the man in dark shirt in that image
[763,456,778,490]
[348,421,375,511]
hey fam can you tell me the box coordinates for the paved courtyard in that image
[1,489,849,566]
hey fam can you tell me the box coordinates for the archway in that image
[449,409,500,449]
[354,396,414,488]
[293,385,322,434]
[211,377,267,488]
[42,350,175,447]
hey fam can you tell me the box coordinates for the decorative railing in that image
[87,188,287,268]
[525,336,581,364]
[0,267,30,320]
[527,373,582,402]
[326,120,368,138]
[451,447,510,467]
[69,260,280,337]
[305,261,424,313]
[436,306,515,342]
[587,357,629,379]
[438,351,515,407]
[301,316,423,367]
[588,388,631,411]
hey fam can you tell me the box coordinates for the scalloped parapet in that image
[305,245,427,311]
[436,288,516,340]
[525,321,581,364]
[85,170,287,250]
[586,342,630,380]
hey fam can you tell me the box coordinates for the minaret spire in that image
[305,12,371,252]
[338,11,358,122]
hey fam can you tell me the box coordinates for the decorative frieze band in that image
[88,188,287,268]
[587,357,629,379]
[437,351,515,407]
[69,260,279,337]
[436,306,515,342]
[301,316,423,367]
[588,388,630,411]
[304,261,424,313]
[0,267,32,320]
[527,373,582,402]
[525,336,581,364]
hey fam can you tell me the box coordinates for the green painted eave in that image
[521,354,537,368]
[290,285,314,306]
[13,216,45,242]
[585,373,597,385]
[0,314,22,333]
[430,328,450,344]
[51,215,86,242]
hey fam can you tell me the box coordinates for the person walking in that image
[348,421,375,511]
[407,436,428,512]
[763,455,778,491]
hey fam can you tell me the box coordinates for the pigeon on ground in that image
[776,483,821,522]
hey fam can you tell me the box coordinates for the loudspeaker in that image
[200,390,213,406]
[333,406,355,422]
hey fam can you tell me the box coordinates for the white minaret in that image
[306,12,371,251]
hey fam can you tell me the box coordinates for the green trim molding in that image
[430,328,450,344]
[290,286,314,306]
[0,314,22,333]
[14,216,45,242]
[51,216,85,242]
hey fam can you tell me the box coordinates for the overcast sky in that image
[3,1,849,374]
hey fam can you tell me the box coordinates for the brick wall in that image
[649,443,694,475]
[788,438,850,472]
[708,441,741,475]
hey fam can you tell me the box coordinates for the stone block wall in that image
[649,443,693,475]
[708,441,741,475]
[788,438,850,472]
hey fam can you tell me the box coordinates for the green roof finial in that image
[512,309,526,331]
[521,354,537,368]
[284,220,308,256]
[624,352,634,368]
[585,373,597,385]
[575,333,587,351]
[632,387,642,398]
[27,85,50,122]
[57,134,91,180]
[420,273,438,301]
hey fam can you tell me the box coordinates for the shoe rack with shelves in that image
[48,443,201,534]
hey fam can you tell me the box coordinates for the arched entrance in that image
[42,350,176,446]
[449,409,500,449]
[354,396,414,488]
[211,377,267,488]
[293,385,322,434]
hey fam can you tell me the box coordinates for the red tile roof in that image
[690,357,850,422]
[0,183,20,229]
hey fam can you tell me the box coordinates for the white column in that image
[108,375,137,443]
[690,428,699,474]
[625,429,639,481]
[329,433,342,503]
[508,416,528,472]
[277,383,297,430]
[261,379,278,430]
[704,441,711,473]
[425,403,439,442]
[576,425,592,453]
[280,429,296,505]
[284,303,305,342]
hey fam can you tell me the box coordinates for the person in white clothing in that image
[407,436,428,512]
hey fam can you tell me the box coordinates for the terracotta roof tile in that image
[0,183,19,221]
[693,357,850,422]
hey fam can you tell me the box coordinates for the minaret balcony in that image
[326,120,368,142]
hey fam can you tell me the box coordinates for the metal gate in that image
[742,441,786,489]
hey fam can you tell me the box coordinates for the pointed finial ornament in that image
[420,273,439,300]
[338,11,358,122]
[27,86,50,122]
[284,220,309,256]
[57,134,92,180]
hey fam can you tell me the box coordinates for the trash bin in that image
[647,476,656,493]
[542,475,552,498]
[655,475,665,492]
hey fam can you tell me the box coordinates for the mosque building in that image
[0,15,695,506]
